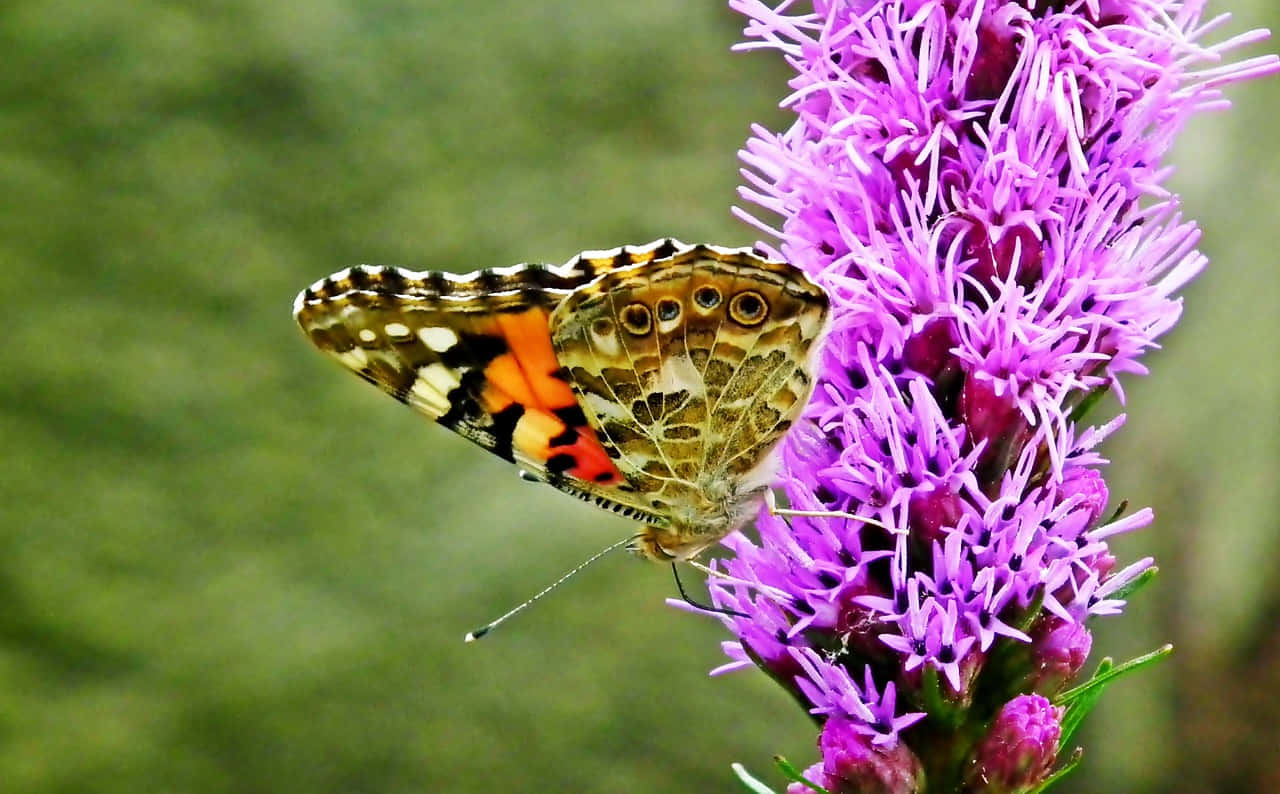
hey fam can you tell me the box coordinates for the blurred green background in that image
[2,2,1275,792]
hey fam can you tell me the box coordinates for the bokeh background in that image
[2,2,1276,792]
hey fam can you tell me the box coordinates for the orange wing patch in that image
[471,308,625,487]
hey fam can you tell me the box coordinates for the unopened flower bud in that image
[959,376,1032,487]
[836,586,895,662]
[903,318,959,382]
[1057,468,1109,529]
[965,19,1020,100]
[963,223,1045,298]
[1083,548,1117,580]
[820,717,925,794]
[908,487,964,548]
[1028,617,1093,696]
[968,695,1063,793]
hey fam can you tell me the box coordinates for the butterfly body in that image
[294,240,829,560]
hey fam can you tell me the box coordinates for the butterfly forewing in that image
[293,254,669,524]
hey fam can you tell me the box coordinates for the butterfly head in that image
[628,526,716,562]
[625,484,772,561]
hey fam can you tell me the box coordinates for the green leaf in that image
[1057,644,1173,705]
[1104,499,1130,525]
[1028,747,1084,793]
[1055,644,1173,746]
[1104,565,1159,602]
[1015,589,1046,634]
[1069,383,1110,423]
[1058,657,1110,749]
[732,763,779,794]
[774,756,830,794]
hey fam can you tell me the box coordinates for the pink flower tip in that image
[820,716,926,794]
[968,694,1064,793]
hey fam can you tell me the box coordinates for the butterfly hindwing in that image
[549,244,829,548]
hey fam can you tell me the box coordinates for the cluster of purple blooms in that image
[695,1,1276,791]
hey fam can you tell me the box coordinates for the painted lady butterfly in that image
[293,239,829,562]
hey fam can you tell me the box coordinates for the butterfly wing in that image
[293,257,667,525]
[294,240,830,558]
[549,242,830,553]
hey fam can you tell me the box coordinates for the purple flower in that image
[705,0,1277,786]
[967,694,1063,793]
[792,650,926,745]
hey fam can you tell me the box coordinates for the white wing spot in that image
[410,378,450,415]
[357,328,378,343]
[418,326,459,353]
[418,363,462,395]
[589,326,621,358]
[385,322,411,338]
[338,347,369,369]
[653,354,704,395]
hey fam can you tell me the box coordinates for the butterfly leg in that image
[684,558,794,603]
[670,564,747,618]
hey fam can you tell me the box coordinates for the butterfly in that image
[293,239,830,562]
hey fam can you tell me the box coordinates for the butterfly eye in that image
[619,303,653,336]
[655,298,681,322]
[693,286,721,309]
[729,290,769,326]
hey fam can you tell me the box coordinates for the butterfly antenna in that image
[464,536,632,642]
[671,563,748,619]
